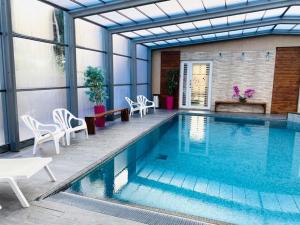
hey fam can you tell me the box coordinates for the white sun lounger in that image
[0,157,56,208]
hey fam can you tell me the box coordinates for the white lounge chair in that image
[125,97,144,118]
[137,95,156,115]
[21,115,65,155]
[0,157,56,208]
[53,108,88,146]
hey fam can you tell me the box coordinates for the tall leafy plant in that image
[84,66,107,105]
[166,69,179,96]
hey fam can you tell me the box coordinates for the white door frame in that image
[179,61,213,110]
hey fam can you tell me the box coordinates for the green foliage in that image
[84,66,108,105]
[166,69,179,96]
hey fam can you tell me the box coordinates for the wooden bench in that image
[215,101,267,114]
[85,108,129,135]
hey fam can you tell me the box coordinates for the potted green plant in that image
[166,69,179,110]
[84,66,107,127]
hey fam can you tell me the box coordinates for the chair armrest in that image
[71,117,86,126]
[38,123,60,133]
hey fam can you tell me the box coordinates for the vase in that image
[94,105,105,127]
[166,96,174,110]
[239,97,247,103]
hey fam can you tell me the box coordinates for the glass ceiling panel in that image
[190,35,203,40]
[157,0,186,17]
[229,29,243,35]
[202,34,216,39]
[162,25,182,32]
[177,37,191,42]
[202,0,225,10]
[137,4,167,19]
[134,30,153,37]
[100,11,133,25]
[285,6,300,16]
[178,0,205,13]
[121,32,140,38]
[194,20,211,28]
[293,25,300,31]
[85,15,117,27]
[45,0,81,9]
[226,0,247,6]
[118,8,151,22]
[154,40,168,45]
[166,39,179,43]
[263,7,287,19]
[75,0,101,6]
[257,25,274,32]
[243,27,257,33]
[215,31,229,37]
[245,10,265,21]
[144,43,156,47]
[177,22,196,31]
[274,24,296,30]
[210,17,228,27]
[228,14,245,24]
[148,27,167,34]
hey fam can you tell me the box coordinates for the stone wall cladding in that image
[181,50,276,113]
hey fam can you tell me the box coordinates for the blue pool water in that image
[66,114,300,225]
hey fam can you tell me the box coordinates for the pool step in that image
[49,192,218,225]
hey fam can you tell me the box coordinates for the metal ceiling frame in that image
[105,0,300,33]
[70,0,170,18]
[131,17,300,43]
[148,30,300,49]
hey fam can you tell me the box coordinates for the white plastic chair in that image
[125,97,144,118]
[0,157,56,208]
[21,115,65,155]
[137,95,156,115]
[53,108,88,146]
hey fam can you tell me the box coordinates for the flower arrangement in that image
[233,85,255,103]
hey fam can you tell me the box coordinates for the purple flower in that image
[233,85,240,98]
[244,89,255,98]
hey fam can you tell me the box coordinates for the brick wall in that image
[271,47,300,114]
[181,51,276,113]
[160,51,180,109]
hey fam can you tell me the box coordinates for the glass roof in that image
[142,24,300,48]
[41,0,300,49]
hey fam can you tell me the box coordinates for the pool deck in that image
[0,110,287,225]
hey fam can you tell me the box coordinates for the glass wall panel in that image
[114,86,131,108]
[14,37,66,89]
[11,0,65,43]
[17,89,67,141]
[137,60,148,84]
[113,55,131,84]
[113,34,130,56]
[78,87,108,118]
[75,19,106,50]
[137,84,148,98]
[136,44,148,60]
[76,48,106,86]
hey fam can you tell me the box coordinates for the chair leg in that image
[65,132,71,146]
[140,110,143,118]
[44,165,56,182]
[6,178,30,208]
[85,128,88,139]
[54,139,60,154]
[33,141,38,155]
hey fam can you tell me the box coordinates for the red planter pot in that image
[165,96,174,110]
[94,105,105,127]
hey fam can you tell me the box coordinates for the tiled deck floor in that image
[0,110,177,225]
[0,110,287,225]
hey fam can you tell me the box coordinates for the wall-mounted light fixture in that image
[219,52,222,58]
[266,51,270,61]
